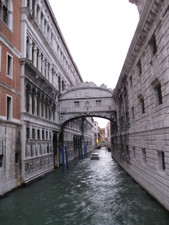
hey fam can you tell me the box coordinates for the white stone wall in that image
[0,123,21,196]
[112,1,169,210]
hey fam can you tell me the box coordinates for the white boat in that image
[90,152,99,160]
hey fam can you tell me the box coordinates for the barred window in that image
[149,34,157,56]
[156,84,163,105]
[157,151,165,171]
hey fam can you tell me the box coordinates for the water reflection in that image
[0,148,169,225]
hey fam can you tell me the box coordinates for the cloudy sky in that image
[48,0,139,127]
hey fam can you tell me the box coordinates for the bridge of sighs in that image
[59,82,117,127]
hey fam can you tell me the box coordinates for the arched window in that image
[53,103,56,121]
[26,36,29,58]
[45,98,48,119]
[41,95,44,117]
[32,88,36,114]
[37,91,40,116]
[25,84,31,112]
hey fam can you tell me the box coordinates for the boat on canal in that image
[90,152,99,160]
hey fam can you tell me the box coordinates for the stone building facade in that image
[0,0,21,195]
[0,0,95,195]
[112,0,169,210]
[20,0,95,183]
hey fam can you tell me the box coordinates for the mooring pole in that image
[78,145,81,160]
[84,145,86,158]
[65,144,68,169]
[81,145,83,159]
[62,146,65,172]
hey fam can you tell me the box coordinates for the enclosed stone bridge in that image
[59,82,116,126]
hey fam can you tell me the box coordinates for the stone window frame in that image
[0,154,3,167]
[142,148,146,164]
[151,78,163,106]
[6,94,12,120]
[149,33,157,58]
[6,52,13,79]
[74,101,80,107]
[96,100,101,107]
[138,94,145,114]
[0,0,13,31]
[26,127,30,140]
[32,128,35,140]
[157,151,165,172]
[137,59,142,77]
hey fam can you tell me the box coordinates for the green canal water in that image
[0,149,169,225]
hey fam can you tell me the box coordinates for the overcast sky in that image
[48,0,139,127]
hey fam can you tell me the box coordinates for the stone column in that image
[29,90,32,114]
[29,0,33,14]
[38,51,41,72]
[49,65,52,83]
[34,91,37,117]
[33,45,37,68]
[42,56,45,76]
[28,38,32,61]
[37,6,41,26]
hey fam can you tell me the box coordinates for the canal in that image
[0,148,169,225]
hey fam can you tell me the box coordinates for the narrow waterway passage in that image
[0,148,169,225]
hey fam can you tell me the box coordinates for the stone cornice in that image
[114,0,165,97]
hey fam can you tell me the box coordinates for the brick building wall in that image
[0,0,21,195]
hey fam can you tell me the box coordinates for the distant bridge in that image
[59,82,116,126]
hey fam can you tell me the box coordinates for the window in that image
[152,79,163,106]
[32,128,35,139]
[131,106,135,119]
[0,46,1,72]
[149,34,157,57]
[2,0,8,24]
[129,76,133,88]
[6,53,13,78]
[138,95,145,114]
[32,89,35,114]
[0,154,3,167]
[126,145,129,158]
[157,151,165,171]
[6,95,12,120]
[42,130,44,140]
[155,83,163,105]
[74,101,79,107]
[96,100,101,106]
[37,92,40,116]
[137,60,142,77]
[133,147,136,159]
[0,0,13,30]
[142,148,146,164]
[26,127,30,139]
[37,129,40,140]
